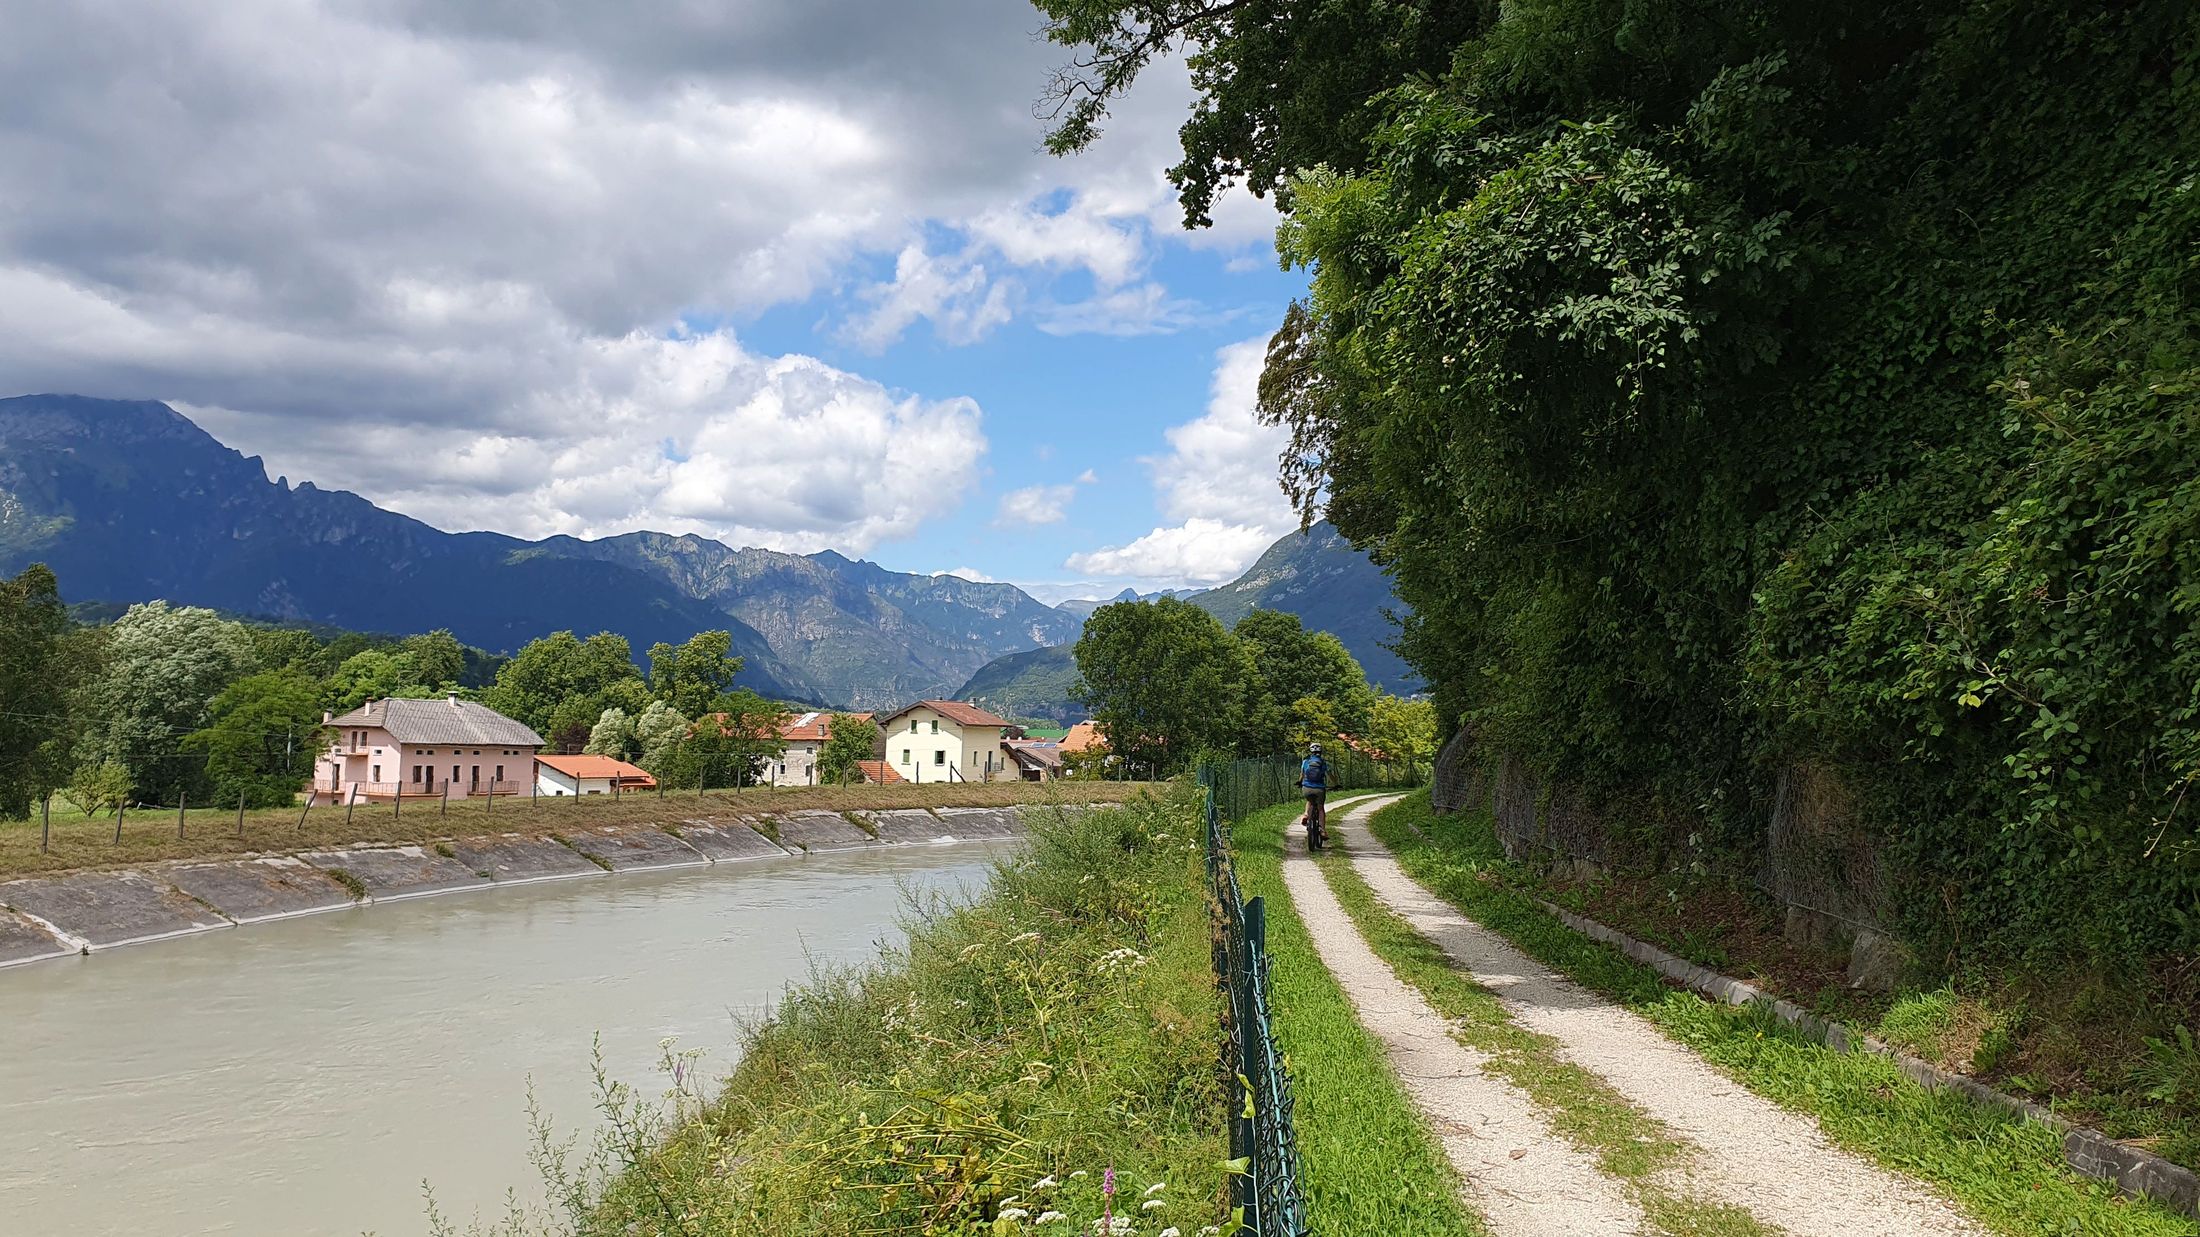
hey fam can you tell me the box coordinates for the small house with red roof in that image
[771,709,874,786]
[876,699,1016,783]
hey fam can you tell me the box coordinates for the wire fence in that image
[1196,751,1418,1237]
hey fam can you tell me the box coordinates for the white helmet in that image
[1308,742,1323,754]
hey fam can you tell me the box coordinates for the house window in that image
[495,765,504,781]
[933,751,945,766]
[471,765,481,785]
[372,764,381,781]
[930,721,939,734]
[908,720,917,733]
[413,766,423,784]
[899,749,910,764]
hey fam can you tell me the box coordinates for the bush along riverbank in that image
[436,790,1232,1237]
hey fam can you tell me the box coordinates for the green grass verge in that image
[1310,810,1771,1237]
[1230,799,1491,1237]
[434,791,1229,1237]
[1367,790,2195,1237]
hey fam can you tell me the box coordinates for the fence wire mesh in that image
[1198,752,1418,1236]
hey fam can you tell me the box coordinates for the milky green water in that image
[0,842,1013,1236]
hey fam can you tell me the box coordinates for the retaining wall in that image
[0,803,1065,969]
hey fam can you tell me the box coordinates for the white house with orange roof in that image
[770,709,874,786]
[876,699,1016,783]
[535,753,656,797]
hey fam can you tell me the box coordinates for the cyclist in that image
[1299,742,1329,851]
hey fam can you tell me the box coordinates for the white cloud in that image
[1064,519,1280,588]
[0,0,1255,548]
[996,483,1078,526]
[182,328,985,552]
[1038,282,1232,337]
[938,566,996,583]
[1061,333,1299,586]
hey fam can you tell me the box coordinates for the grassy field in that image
[434,787,1228,1236]
[1367,791,2196,1236]
[0,781,1155,881]
[1229,796,1490,1236]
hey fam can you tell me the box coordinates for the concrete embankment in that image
[0,804,1039,968]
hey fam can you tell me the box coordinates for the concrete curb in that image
[0,809,1047,972]
[1528,894,2200,1219]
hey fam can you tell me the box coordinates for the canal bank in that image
[0,805,1045,968]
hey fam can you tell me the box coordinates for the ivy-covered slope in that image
[1043,0,2200,967]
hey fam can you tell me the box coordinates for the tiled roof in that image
[535,754,657,786]
[779,710,873,742]
[329,697,544,748]
[1058,721,1104,753]
[880,699,1012,729]
[1005,741,1063,769]
[854,758,906,785]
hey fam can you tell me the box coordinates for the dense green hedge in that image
[1042,0,2200,966]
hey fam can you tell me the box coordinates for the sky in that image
[0,0,1316,605]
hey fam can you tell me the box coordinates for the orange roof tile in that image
[778,710,874,742]
[1059,721,1104,753]
[882,699,1012,728]
[853,758,906,785]
[535,754,657,786]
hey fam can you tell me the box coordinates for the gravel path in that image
[1328,798,1989,1237]
[1278,796,1649,1236]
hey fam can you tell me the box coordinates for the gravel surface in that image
[1279,795,1648,1235]
[1331,799,1990,1237]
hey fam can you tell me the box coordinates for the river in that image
[0,841,1014,1236]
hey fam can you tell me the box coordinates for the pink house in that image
[314,696,545,804]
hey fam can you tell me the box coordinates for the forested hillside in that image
[1039,1,2199,972]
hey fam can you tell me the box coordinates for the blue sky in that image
[0,1,1319,604]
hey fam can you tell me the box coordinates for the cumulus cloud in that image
[1062,333,1298,586]
[1065,518,1282,587]
[0,0,1259,548]
[184,329,985,550]
[994,469,1099,527]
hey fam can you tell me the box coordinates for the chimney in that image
[447,694,459,707]
[321,710,333,725]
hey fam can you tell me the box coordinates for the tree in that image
[584,707,637,760]
[1234,609,1372,751]
[665,691,786,789]
[633,701,691,776]
[400,630,468,690]
[78,601,258,803]
[818,713,881,784]
[483,631,649,741]
[0,565,73,818]
[1073,597,1252,775]
[187,670,325,807]
[324,648,433,711]
[60,759,131,818]
[646,630,745,719]
[1284,694,1339,754]
[1364,694,1438,766]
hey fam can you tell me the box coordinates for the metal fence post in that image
[177,790,186,841]
[237,791,246,837]
[41,795,50,852]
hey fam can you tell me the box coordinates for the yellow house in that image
[877,699,1016,784]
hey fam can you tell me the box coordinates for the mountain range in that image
[953,521,1416,722]
[0,393,1407,710]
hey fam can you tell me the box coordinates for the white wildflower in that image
[1160,1229,1182,1237]
[1032,1174,1058,1190]
[1069,1170,1089,1180]
[1009,931,1043,947]
[1001,1208,1030,1221]
[1142,1198,1166,1211]
[959,942,986,962]
[1143,1182,1166,1196]
[1037,1211,1068,1224]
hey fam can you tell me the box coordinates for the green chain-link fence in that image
[1198,752,1419,1236]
